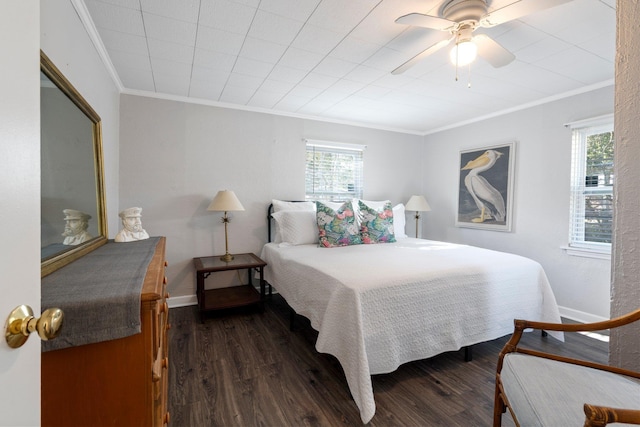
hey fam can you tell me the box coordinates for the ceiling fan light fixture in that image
[450,40,477,66]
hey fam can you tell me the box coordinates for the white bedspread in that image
[261,238,562,423]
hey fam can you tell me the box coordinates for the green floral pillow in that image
[358,200,397,244]
[316,201,362,247]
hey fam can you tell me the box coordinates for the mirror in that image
[40,51,107,277]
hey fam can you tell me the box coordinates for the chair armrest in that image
[516,307,640,334]
[584,403,640,426]
[497,308,640,374]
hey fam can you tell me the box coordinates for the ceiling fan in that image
[392,0,573,75]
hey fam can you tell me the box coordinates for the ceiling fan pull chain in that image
[467,63,472,88]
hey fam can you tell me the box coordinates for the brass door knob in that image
[4,305,64,348]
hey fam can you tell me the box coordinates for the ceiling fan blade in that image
[473,34,515,68]
[392,36,454,75]
[395,13,456,31]
[481,0,573,27]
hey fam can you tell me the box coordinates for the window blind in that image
[568,117,614,250]
[305,140,365,201]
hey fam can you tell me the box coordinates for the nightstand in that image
[193,253,267,322]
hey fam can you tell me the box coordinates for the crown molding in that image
[424,79,615,136]
[71,0,124,92]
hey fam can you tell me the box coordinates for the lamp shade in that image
[207,190,245,212]
[405,195,431,212]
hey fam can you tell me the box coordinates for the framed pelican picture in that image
[456,142,515,232]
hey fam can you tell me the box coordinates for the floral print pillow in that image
[316,201,362,247]
[358,200,397,244]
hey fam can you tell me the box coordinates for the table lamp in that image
[207,190,245,262]
[405,195,431,238]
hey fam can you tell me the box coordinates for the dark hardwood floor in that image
[168,294,608,426]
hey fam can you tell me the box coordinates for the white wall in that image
[422,86,614,321]
[41,1,121,236]
[119,94,423,302]
[610,1,640,370]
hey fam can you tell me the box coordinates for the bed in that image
[261,200,562,423]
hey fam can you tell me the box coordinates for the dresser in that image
[41,237,170,426]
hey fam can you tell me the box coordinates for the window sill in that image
[561,246,611,260]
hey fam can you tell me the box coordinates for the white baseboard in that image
[167,294,197,308]
[558,305,608,324]
[166,286,279,309]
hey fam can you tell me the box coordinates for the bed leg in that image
[464,346,473,362]
[541,330,548,337]
[289,307,295,331]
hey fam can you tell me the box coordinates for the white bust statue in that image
[115,207,149,242]
[62,209,93,245]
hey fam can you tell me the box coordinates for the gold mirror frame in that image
[41,51,108,277]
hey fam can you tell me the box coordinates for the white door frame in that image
[0,2,42,426]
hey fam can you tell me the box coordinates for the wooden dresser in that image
[42,237,170,426]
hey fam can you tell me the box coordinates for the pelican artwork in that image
[461,149,506,223]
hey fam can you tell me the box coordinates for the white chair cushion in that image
[501,353,640,426]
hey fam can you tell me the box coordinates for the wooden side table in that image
[193,253,267,322]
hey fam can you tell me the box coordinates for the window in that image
[568,114,614,255]
[305,140,365,201]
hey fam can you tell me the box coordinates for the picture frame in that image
[456,142,515,232]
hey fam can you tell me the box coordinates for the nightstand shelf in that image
[201,284,261,310]
[193,253,267,322]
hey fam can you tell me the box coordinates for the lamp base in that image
[220,253,234,262]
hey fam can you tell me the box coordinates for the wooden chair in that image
[494,308,640,427]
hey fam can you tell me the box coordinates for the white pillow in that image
[392,203,407,239]
[271,200,315,242]
[271,210,317,245]
[272,199,315,212]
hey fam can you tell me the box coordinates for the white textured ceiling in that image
[81,0,616,135]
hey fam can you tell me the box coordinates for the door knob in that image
[4,305,64,348]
